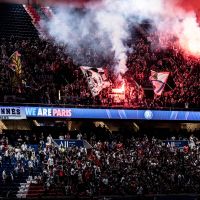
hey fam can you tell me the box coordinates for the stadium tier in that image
[0,1,200,199]
[0,116,200,199]
[0,2,199,110]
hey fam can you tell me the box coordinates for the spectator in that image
[0,33,199,109]
[0,128,200,196]
[77,133,82,140]
[2,170,6,184]
[65,133,71,140]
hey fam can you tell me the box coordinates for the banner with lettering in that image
[162,140,189,149]
[0,107,26,120]
[54,139,84,148]
[24,107,200,121]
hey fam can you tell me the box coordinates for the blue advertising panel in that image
[0,106,26,120]
[0,106,200,121]
[24,107,200,121]
[54,139,84,148]
[163,140,189,148]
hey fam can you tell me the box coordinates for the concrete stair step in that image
[16,194,26,198]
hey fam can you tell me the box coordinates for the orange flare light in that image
[112,81,125,94]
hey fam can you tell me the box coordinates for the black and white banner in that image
[0,107,26,120]
[80,66,110,96]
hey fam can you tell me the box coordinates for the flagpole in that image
[151,79,173,91]
[8,52,15,61]
[58,90,61,101]
[7,52,16,72]
[165,83,173,90]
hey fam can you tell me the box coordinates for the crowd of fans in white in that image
[0,130,200,196]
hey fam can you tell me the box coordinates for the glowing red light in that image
[112,81,125,94]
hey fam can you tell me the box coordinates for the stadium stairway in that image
[26,182,66,198]
[23,4,42,35]
[16,166,43,198]
[25,147,66,199]
[23,4,54,38]
[0,3,39,39]
[16,181,30,198]
[0,161,29,198]
[16,144,43,198]
[25,142,70,198]
[26,5,41,24]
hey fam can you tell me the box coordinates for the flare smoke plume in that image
[43,0,200,74]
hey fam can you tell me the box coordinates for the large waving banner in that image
[149,70,170,96]
[80,66,110,96]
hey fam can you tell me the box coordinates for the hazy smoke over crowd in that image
[43,0,200,74]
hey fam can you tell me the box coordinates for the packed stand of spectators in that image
[0,133,42,192]
[0,24,199,108]
[39,132,200,196]
[1,128,200,196]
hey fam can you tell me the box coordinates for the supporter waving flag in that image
[9,51,22,77]
[134,80,144,100]
[80,66,110,96]
[149,70,170,96]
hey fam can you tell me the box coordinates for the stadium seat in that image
[0,3,39,38]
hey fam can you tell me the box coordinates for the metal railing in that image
[0,101,199,111]
[1,194,198,200]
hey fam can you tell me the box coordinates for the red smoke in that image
[176,0,200,22]
[176,0,200,12]
[173,0,200,57]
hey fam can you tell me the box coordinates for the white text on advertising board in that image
[0,107,26,120]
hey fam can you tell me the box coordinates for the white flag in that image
[80,66,110,96]
[149,70,170,96]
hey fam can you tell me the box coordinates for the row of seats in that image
[0,3,39,38]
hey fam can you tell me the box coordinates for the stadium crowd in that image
[0,28,199,109]
[1,128,200,196]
